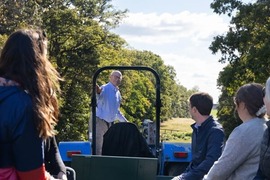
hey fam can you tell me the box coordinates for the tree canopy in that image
[210,0,270,137]
[0,0,195,141]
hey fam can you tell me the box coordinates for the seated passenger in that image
[172,92,225,180]
[204,83,267,180]
[0,28,61,180]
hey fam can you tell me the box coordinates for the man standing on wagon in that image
[95,70,128,155]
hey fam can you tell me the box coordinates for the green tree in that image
[0,0,43,34]
[0,0,127,141]
[124,50,193,121]
[0,0,196,141]
[210,0,270,137]
[42,0,127,141]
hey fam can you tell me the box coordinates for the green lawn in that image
[160,108,217,142]
[160,118,193,143]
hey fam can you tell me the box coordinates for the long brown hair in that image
[0,28,61,139]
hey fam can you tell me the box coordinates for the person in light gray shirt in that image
[95,70,127,155]
[204,83,267,180]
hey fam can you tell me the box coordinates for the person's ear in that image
[191,106,197,113]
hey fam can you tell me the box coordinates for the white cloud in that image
[117,11,228,45]
[160,53,225,103]
[112,11,229,103]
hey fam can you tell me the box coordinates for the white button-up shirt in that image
[96,82,127,122]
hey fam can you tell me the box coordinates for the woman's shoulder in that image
[3,87,32,107]
[0,87,32,120]
[240,118,266,127]
[0,87,34,141]
[232,118,266,138]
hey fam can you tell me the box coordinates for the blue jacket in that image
[0,86,45,179]
[183,116,225,180]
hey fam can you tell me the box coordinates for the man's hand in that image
[57,172,67,180]
[96,84,101,94]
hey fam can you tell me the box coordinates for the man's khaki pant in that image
[95,117,112,155]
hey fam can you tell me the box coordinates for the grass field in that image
[159,108,217,142]
[160,118,194,142]
[161,118,194,132]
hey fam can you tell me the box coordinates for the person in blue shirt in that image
[0,28,62,180]
[95,70,128,155]
[172,92,225,180]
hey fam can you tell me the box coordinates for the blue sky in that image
[110,0,253,103]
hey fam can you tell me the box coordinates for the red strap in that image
[17,164,47,180]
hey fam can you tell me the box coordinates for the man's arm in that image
[115,90,127,122]
[116,110,128,122]
[96,84,104,101]
[44,136,67,179]
[96,84,102,94]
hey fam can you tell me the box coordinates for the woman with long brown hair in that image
[0,28,62,179]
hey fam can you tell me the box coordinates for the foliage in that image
[0,0,43,34]
[0,0,196,141]
[0,0,127,141]
[210,0,270,137]
[93,49,194,124]
[161,131,192,143]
